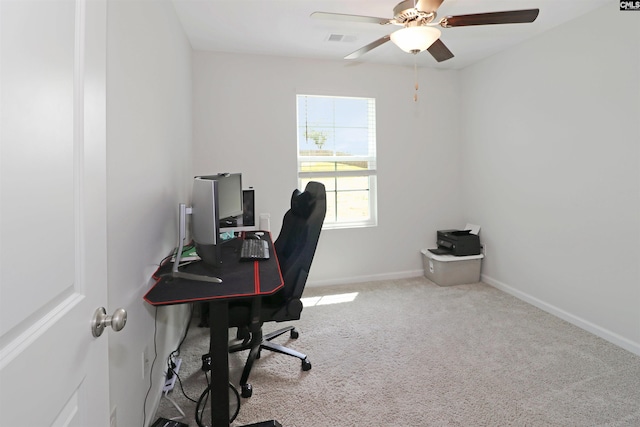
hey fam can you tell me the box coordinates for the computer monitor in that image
[219,188,256,233]
[192,173,242,265]
[172,173,243,283]
[198,173,243,221]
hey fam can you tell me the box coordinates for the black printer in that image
[430,229,481,256]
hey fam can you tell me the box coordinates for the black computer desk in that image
[144,234,283,427]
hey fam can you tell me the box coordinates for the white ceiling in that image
[171,0,609,69]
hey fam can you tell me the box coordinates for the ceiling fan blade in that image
[427,38,454,62]
[416,0,445,13]
[345,35,391,60]
[440,9,539,28]
[311,11,390,25]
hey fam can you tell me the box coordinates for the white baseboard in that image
[307,269,424,288]
[481,274,640,357]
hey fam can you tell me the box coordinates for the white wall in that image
[459,4,640,354]
[193,52,464,285]
[106,1,193,426]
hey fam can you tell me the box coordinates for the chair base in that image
[229,325,311,397]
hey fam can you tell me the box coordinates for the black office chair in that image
[228,181,326,398]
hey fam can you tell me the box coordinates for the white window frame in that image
[296,94,378,229]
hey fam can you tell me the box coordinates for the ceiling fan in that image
[311,0,539,62]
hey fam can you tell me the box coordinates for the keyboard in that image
[240,238,270,260]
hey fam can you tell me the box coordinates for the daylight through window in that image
[296,95,377,228]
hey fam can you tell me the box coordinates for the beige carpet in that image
[154,277,640,426]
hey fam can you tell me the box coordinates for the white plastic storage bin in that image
[421,249,483,286]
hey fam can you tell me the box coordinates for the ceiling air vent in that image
[326,34,357,43]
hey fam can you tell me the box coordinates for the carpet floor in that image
[154,277,640,426]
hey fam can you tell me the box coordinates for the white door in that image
[0,1,111,426]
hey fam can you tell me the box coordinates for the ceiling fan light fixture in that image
[390,26,441,54]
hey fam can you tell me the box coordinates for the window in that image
[296,95,377,229]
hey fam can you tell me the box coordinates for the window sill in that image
[323,221,377,230]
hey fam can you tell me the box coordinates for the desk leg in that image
[209,300,230,427]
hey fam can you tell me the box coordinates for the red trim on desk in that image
[254,261,260,294]
[268,231,284,289]
[143,231,284,306]
[143,275,275,305]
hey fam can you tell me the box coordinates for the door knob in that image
[91,307,127,337]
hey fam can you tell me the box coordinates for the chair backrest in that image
[274,181,326,303]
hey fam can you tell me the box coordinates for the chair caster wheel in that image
[241,383,253,398]
[301,358,312,371]
[290,329,299,339]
